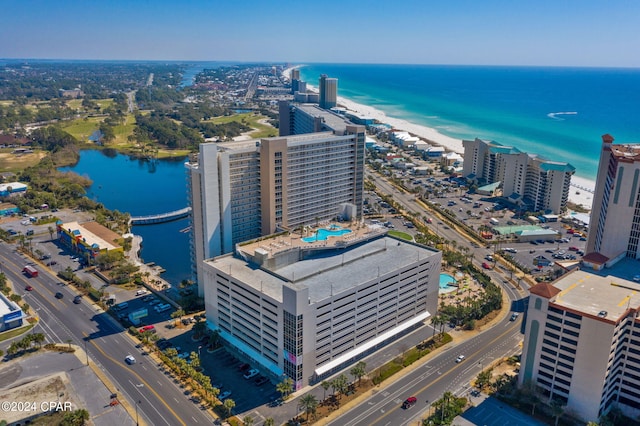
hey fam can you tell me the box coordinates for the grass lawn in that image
[207,112,277,138]
[388,230,413,241]
[0,151,47,173]
[66,99,82,110]
[111,114,136,146]
[0,323,35,342]
[61,116,105,140]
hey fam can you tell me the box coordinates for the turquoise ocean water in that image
[299,64,640,181]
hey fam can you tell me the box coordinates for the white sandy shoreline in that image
[283,66,595,210]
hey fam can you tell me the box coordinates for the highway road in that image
[0,243,213,426]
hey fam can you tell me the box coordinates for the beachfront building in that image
[278,101,358,137]
[186,126,366,293]
[319,74,337,109]
[462,138,574,214]
[586,134,640,266]
[202,233,441,389]
[56,221,123,264]
[519,269,640,422]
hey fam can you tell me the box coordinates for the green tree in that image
[242,415,254,426]
[263,418,275,426]
[332,374,349,402]
[223,398,235,419]
[475,368,493,390]
[298,394,318,421]
[321,380,331,400]
[276,377,294,400]
[550,398,565,426]
[350,361,367,386]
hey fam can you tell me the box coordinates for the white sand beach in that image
[282,66,595,210]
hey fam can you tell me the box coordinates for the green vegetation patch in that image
[61,116,105,140]
[207,112,277,139]
[388,230,413,241]
[0,323,35,342]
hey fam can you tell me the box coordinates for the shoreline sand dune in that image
[283,66,595,210]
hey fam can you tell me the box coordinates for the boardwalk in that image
[130,207,191,225]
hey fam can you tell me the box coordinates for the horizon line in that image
[1,58,639,70]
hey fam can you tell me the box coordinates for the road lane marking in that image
[88,336,186,426]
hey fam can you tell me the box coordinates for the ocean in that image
[299,64,640,181]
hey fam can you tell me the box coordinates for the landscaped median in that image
[310,332,453,425]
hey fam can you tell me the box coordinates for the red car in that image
[402,396,417,409]
[139,325,156,333]
[25,285,34,291]
[482,262,491,269]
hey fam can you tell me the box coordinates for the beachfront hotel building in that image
[462,138,574,214]
[585,134,640,266]
[319,74,337,109]
[519,269,640,422]
[202,233,441,389]
[186,125,366,293]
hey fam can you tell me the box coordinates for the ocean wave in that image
[547,111,578,120]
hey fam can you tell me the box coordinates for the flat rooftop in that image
[60,221,120,251]
[294,104,354,134]
[207,233,439,304]
[550,269,640,321]
[611,144,640,162]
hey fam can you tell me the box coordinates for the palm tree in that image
[350,361,366,386]
[321,380,331,400]
[276,377,293,400]
[242,415,254,426]
[263,418,275,426]
[332,374,348,402]
[550,398,565,426]
[223,398,235,419]
[48,226,55,240]
[298,394,318,421]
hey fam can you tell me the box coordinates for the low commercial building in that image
[0,292,24,331]
[0,182,27,197]
[56,221,123,263]
[202,232,441,389]
[520,268,640,422]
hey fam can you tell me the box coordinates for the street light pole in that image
[84,339,89,366]
[198,345,202,358]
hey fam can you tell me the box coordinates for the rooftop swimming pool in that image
[302,227,351,243]
[439,273,458,294]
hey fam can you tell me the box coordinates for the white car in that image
[243,369,259,379]
[219,390,232,400]
[634,275,640,282]
[125,355,136,365]
[177,352,190,359]
[455,355,465,363]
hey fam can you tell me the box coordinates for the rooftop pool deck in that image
[239,222,389,258]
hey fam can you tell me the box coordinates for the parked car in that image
[177,352,190,359]
[219,390,232,400]
[402,396,418,409]
[243,369,259,380]
[238,363,250,372]
[254,376,269,386]
[139,325,156,333]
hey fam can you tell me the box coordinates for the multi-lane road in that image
[0,243,213,426]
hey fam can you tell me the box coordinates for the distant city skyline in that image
[2,0,639,68]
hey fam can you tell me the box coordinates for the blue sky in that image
[2,0,639,67]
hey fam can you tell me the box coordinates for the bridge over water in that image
[130,207,192,225]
